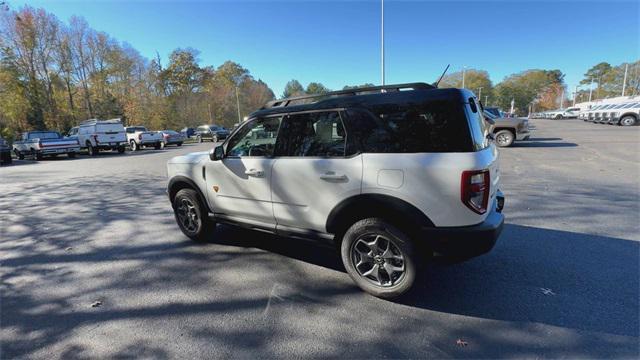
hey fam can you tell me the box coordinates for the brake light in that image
[461,169,490,214]
[38,140,42,148]
[138,133,142,140]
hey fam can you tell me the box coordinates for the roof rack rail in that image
[262,82,435,109]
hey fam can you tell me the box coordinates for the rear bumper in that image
[422,191,505,259]
[96,142,126,149]
[41,146,80,154]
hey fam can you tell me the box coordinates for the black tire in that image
[130,140,138,151]
[173,188,216,242]
[67,152,76,159]
[33,149,42,160]
[494,129,515,147]
[87,142,97,156]
[620,115,637,126]
[15,149,24,160]
[340,218,419,299]
[197,135,202,143]
[117,146,126,153]
[555,114,563,120]
[177,142,183,147]
[155,142,162,150]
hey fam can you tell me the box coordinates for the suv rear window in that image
[344,99,474,153]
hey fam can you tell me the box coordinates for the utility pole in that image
[381,0,385,85]
[235,86,241,124]
[485,95,488,105]
[588,79,593,102]
[462,66,466,88]
[622,63,628,96]
[573,85,578,106]
[477,87,483,100]
[559,88,564,109]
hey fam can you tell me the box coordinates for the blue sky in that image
[9,0,639,98]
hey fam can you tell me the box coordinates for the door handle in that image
[245,169,264,177]
[320,172,347,181]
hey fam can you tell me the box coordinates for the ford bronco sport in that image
[166,83,505,298]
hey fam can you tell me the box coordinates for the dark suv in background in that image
[195,125,230,143]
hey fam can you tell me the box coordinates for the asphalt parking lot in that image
[1,119,638,359]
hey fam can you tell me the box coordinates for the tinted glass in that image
[344,98,473,153]
[276,111,347,157]
[226,117,281,157]
[29,132,61,140]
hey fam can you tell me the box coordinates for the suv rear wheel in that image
[340,218,418,299]
[173,188,216,242]
[130,140,138,151]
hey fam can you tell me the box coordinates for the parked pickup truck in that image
[12,131,80,160]
[484,110,530,147]
[125,126,164,151]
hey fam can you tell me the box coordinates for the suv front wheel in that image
[173,188,216,242]
[341,218,418,299]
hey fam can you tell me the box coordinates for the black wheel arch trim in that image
[326,194,435,235]
[168,176,211,212]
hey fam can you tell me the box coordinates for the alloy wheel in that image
[496,132,513,147]
[176,198,200,234]
[351,234,406,287]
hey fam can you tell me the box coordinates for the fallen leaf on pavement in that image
[456,339,468,347]
[90,301,102,308]
[540,288,556,296]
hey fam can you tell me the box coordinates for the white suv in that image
[166,83,505,298]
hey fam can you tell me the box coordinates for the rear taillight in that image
[461,169,490,214]
[163,134,169,139]
[138,134,142,140]
[38,140,42,148]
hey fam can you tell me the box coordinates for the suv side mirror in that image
[210,145,224,161]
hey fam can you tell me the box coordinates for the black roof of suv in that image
[249,83,476,119]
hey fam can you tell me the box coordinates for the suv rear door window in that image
[275,111,347,157]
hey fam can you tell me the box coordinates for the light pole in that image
[485,95,488,105]
[477,87,483,100]
[559,88,564,109]
[588,79,593,102]
[573,85,578,106]
[235,86,241,124]
[381,0,385,85]
[462,66,466,88]
[622,63,628,96]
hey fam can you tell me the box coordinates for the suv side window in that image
[225,117,282,157]
[275,111,347,157]
[344,99,473,153]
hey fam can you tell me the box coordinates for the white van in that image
[77,119,127,156]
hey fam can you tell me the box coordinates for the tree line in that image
[0,5,275,140]
[1,4,637,141]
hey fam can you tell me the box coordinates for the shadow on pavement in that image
[1,174,638,358]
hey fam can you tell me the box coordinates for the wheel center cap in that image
[374,255,384,265]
